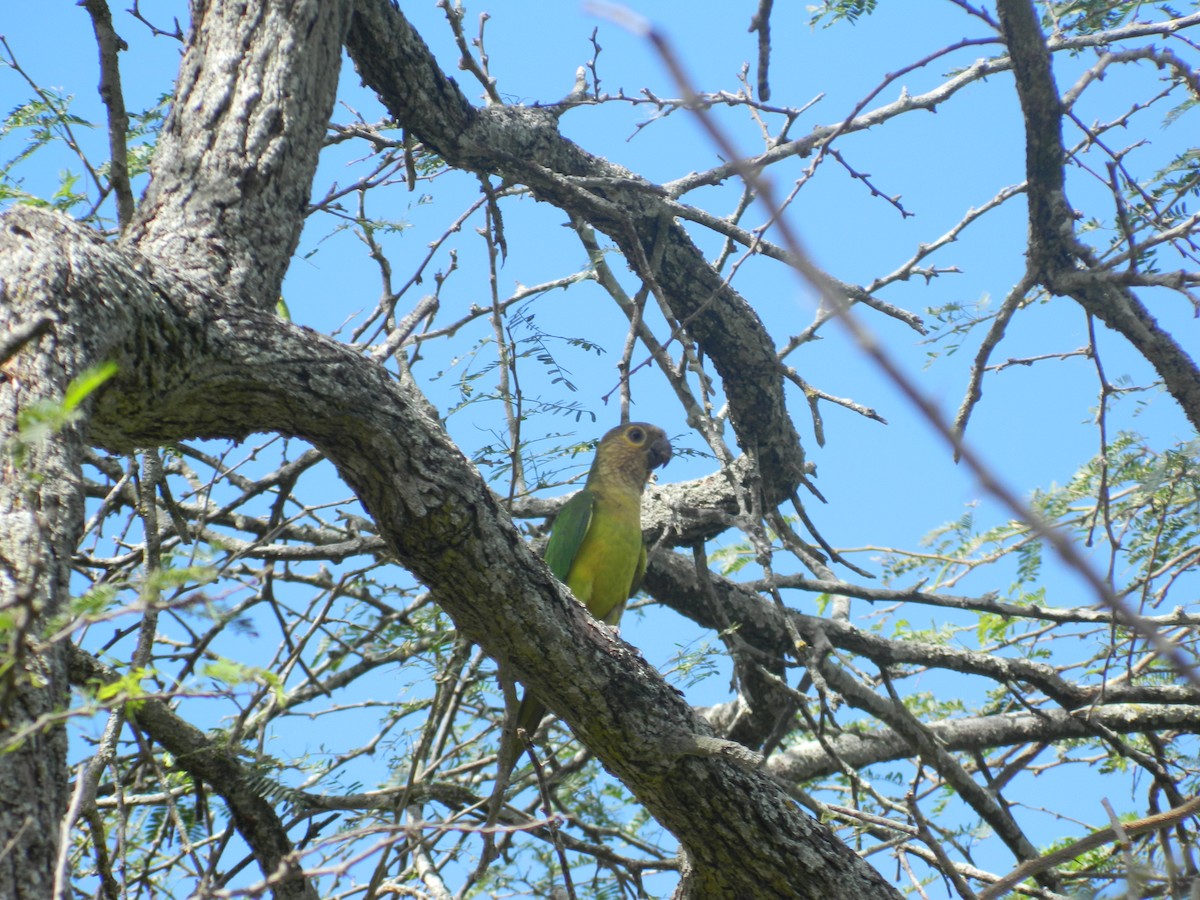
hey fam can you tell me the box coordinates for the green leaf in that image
[62,361,118,413]
[94,666,153,704]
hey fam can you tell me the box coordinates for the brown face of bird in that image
[620,422,672,478]
[588,422,672,492]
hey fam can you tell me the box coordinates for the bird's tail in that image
[515,690,548,737]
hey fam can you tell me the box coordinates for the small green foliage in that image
[922,293,1041,365]
[808,0,879,27]
[18,361,118,434]
[41,583,121,638]
[145,563,217,595]
[8,362,118,467]
[662,635,725,689]
[884,432,1200,666]
[1,92,91,165]
[48,169,86,211]
[1013,538,1042,587]
[975,612,1011,645]
[508,300,605,395]
[0,89,104,214]
[1043,0,1144,35]
[709,517,800,576]
[201,658,287,704]
[709,539,756,576]
[70,583,119,621]
[93,666,152,704]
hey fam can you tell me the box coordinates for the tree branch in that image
[997,0,1200,431]
[345,0,808,509]
[773,703,1200,782]
[125,0,352,307]
[67,646,319,900]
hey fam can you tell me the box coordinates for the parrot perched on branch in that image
[515,421,673,736]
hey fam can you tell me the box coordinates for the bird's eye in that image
[627,426,645,444]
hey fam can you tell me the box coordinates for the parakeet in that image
[516,421,673,735]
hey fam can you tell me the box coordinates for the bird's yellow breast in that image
[565,493,643,624]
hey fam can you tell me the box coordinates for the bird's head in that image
[589,422,672,491]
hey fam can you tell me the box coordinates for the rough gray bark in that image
[67,648,318,899]
[0,239,81,898]
[0,209,324,900]
[124,0,351,308]
[15,0,1193,896]
[773,704,1200,782]
[645,544,1200,835]
[0,0,892,883]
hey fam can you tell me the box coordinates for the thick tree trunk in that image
[125,0,350,307]
[0,283,81,897]
[0,0,349,896]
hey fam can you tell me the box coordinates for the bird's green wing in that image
[542,488,594,580]
[627,543,648,603]
[516,489,595,735]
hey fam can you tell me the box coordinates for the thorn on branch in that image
[829,148,914,218]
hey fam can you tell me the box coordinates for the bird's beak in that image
[649,436,672,471]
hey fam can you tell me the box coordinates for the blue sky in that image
[4,1,1198,893]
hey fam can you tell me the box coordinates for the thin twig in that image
[82,0,135,230]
